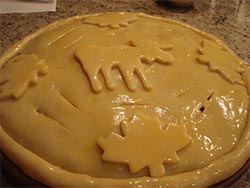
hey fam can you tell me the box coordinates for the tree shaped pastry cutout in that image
[84,12,139,29]
[75,39,174,93]
[0,54,48,100]
[97,114,191,177]
[197,40,244,85]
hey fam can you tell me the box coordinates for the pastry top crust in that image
[0,12,249,187]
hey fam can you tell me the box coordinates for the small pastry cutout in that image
[197,40,244,85]
[97,114,191,177]
[0,54,48,100]
[75,39,174,93]
[84,12,139,29]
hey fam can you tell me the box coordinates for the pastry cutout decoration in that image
[0,54,48,100]
[75,39,174,93]
[84,12,139,29]
[97,114,191,177]
[197,40,244,85]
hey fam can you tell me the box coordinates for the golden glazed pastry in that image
[0,12,249,188]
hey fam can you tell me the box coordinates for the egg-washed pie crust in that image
[0,12,249,188]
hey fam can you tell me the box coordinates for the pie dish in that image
[0,12,249,188]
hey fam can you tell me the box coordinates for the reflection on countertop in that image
[0,0,249,188]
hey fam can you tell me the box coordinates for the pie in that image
[0,12,249,188]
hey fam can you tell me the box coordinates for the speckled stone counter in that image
[0,0,249,187]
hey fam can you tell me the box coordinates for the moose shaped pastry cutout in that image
[75,39,174,93]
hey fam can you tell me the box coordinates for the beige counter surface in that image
[0,0,249,187]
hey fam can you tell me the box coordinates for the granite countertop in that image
[0,0,249,187]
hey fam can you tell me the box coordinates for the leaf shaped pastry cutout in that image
[75,39,174,93]
[84,12,139,29]
[97,114,191,177]
[0,54,48,100]
[197,40,244,85]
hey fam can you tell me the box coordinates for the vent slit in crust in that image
[46,25,82,47]
[58,90,80,110]
[36,108,72,133]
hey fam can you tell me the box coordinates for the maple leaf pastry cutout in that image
[75,39,174,93]
[197,40,244,85]
[0,54,48,100]
[97,114,192,177]
[83,12,139,29]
